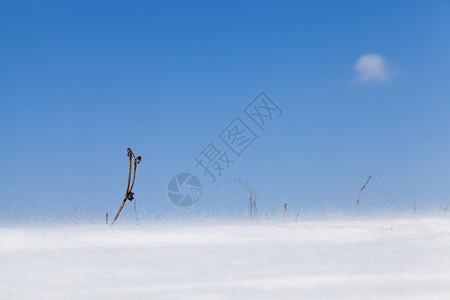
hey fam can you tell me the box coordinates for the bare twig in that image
[283,203,287,219]
[71,208,77,219]
[354,175,372,213]
[252,192,257,216]
[111,148,142,225]
[265,209,274,220]
[106,213,109,224]
[235,178,257,218]
[133,196,139,226]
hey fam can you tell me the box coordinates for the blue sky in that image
[1,1,450,222]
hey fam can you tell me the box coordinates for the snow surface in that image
[1,217,450,299]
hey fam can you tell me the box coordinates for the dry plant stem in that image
[283,203,287,219]
[129,152,140,225]
[133,197,139,225]
[111,148,141,225]
[125,149,133,196]
[111,151,132,225]
[235,178,257,218]
[112,199,127,225]
[354,175,372,213]
[106,213,109,224]
[129,155,138,192]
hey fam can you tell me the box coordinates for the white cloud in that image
[354,54,394,83]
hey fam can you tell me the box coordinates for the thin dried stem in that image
[283,203,287,219]
[111,200,126,225]
[133,196,139,226]
[125,148,133,196]
[354,175,372,213]
[129,154,141,192]
[235,178,257,218]
[71,208,77,219]
[111,148,141,225]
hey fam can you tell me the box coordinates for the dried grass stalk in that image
[354,175,371,213]
[235,178,257,218]
[111,148,141,225]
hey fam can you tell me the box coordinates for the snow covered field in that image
[1,217,450,299]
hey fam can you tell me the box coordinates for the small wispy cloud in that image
[354,54,395,83]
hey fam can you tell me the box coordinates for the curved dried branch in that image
[111,148,141,225]
[354,175,372,213]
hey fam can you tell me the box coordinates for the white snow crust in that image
[1,217,450,299]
